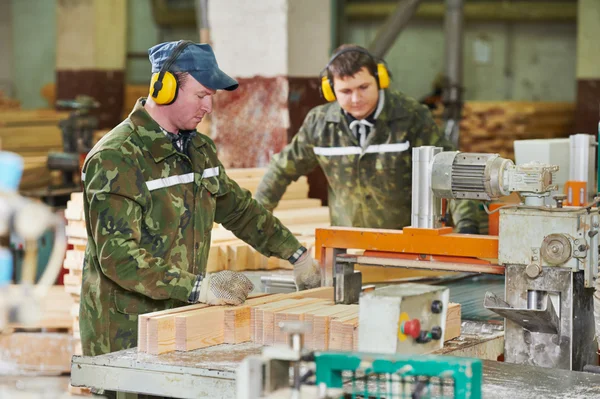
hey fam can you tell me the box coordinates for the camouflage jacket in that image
[80,99,302,356]
[255,89,479,231]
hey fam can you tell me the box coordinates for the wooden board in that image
[329,314,359,351]
[140,303,209,354]
[302,305,357,350]
[259,298,326,345]
[8,285,74,329]
[224,294,288,344]
[0,332,73,374]
[273,302,333,345]
[172,287,333,352]
[139,293,271,354]
[445,302,462,341]
[0,109,68,127]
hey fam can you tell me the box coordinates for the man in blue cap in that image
[79,41,321,367]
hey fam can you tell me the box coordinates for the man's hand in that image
[199,271,254,306]
[293,252,321,291]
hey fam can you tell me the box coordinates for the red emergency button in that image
[402,319,421,339]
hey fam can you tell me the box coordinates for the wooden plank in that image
[273,302,333,345]
[174,293,287,351]
[225,294,288,344]
[272,207,330,226]
[261,298,326,345]
[272,198,323,210]
[445,303,462,341]
[0,332,73,374]
[141,293,271,353]
[252,299,301,346]
[312,305,358,350]
[8,285,74,329]
[329,313,359,351]
[302,305,356,350]
[175,287,334,352]
[138,303,209,354]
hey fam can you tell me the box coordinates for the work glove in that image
[293,252,321,291]
[198,270,254,306]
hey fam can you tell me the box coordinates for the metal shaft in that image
[411,147,442,228]
[527,290,544,310]
[443,0,465,147]
[368,0,424,58]
[291,333,303,392]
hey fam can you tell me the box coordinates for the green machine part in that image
[314,352,482,399]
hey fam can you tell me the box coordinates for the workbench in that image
[69,323,568,399]
[69,340,600,399]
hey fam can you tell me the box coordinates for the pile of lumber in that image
[0,108,68,191]
[63,192,86,358]
[434,102,575,160]
[0,91,19,110]
[1,285,75,375]
[208,168,328,272]
[137,287,461,355]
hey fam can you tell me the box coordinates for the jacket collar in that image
[128,99,208,162]
[324,89,409,124]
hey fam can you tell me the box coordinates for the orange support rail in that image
[316,226,500,286]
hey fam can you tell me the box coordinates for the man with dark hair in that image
[255,44,478,232]
[79,40,321,367]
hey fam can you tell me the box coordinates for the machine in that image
[317,145,600,371]
[236,321,482,399]
[0,151,66,331]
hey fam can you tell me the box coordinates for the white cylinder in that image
[569,134,594,182]
[411,146,443,228]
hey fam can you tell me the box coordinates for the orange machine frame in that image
[316,226,502,286]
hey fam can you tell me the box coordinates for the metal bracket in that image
[484,291,559,334]
[585,214,599,288]
[333,261,362,304]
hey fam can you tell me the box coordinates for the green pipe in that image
[346,1,577,22]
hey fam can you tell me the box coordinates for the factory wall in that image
[346,19,576,102]
[10,0,57,109]
[8,1,577,108]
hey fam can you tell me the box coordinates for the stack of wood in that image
[434,102,575,160]
[0,286,74,375]
[63,192,86,359]
[0,108,68,190]
[209,168,328,273]
[0,91,20,110]
[122,84,149,119]
[137,287,461,355]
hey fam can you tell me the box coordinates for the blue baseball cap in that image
[148,40,238,91]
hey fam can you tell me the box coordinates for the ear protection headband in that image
[149,40,192,105]
[320,47,390,102]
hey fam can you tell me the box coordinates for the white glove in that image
[199,271,254,306]
[293,252,321,291]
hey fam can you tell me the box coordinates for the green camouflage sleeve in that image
[216,163,303,262]
[254,110,320,211]
[409,104,480,233]
[85,150,196,303]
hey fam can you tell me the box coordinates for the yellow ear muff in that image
[321,76,336,102]
[149,71,179,105]
[377,63,390,89]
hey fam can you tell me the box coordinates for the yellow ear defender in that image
[320,47,391,102]
[149,40,192,105]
